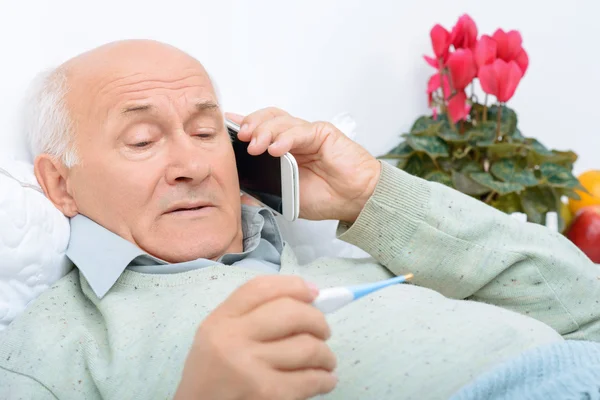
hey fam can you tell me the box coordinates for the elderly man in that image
[0,40,599,400]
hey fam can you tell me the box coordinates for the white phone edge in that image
[226,118,299,221]
[280,153,300,221]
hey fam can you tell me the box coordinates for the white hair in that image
[24,67,79,167]
[24,65,224,168]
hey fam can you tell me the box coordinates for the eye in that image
[193,131,217,140]
[131,141,153,148]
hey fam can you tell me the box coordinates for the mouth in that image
[169,206,206,213]
[164,202,216,215]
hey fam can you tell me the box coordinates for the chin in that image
[140,213,242,263]
[163,237,233,263]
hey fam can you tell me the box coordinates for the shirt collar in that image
[66,205,283,299]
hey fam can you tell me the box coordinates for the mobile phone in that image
[226,119,300,221]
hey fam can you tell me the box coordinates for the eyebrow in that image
[120,100,220,115]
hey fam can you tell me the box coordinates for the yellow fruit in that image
[569,170,600,215]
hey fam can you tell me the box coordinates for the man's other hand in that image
[227,109,381,223]
[174,276,338,400]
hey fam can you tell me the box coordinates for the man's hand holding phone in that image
[226,109,381,223]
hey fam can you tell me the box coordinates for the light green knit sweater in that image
[1,162,599,400]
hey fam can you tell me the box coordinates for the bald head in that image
[33,40,244,263]
[63,40,217,159]
[64,40,214,121]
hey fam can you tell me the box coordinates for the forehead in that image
[65,49,218,119]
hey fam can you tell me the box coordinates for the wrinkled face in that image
[62,44,243,262]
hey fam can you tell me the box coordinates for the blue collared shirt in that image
[66,206,284,298]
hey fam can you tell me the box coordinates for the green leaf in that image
[396,157,409,169]
[508,128,525,143]
[410,116,443,136]
[491,192,523,214]
[539,162,581,189]
[451,170,491,196]
[520,187,552,225]
[490,159,539,187]
[486,142,527,159]
[538,186,560,211]
[487,105,518,136]
[546,150,578,168]
[406,135,449,159]
[525,138,553,156]
[384,141,414,158]
[424,171,453,187]
[526,150,553,167]
[438,157,454,172]
[471,122,497,146]
[419,155,438,178]
[459,160,484,174]
[470,172,525,195]
[403,154,423,177]
[560,189,582,201]
[438,125,484,143]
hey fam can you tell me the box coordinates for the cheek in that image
[70,158,159,224]
[216,146,241,197]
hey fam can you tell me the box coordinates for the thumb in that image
[225,112,245,125]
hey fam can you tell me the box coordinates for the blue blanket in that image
[450,341,600,400]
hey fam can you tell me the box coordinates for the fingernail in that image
[240,124,249,134]
[250,138,256,147]
[332,371,338,381]
[269,141,279,150]
[306,281,319,297]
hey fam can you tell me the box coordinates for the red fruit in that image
[566,206,600,263]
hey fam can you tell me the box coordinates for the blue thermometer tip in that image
[348,273,414,300]
[311,273,414,314]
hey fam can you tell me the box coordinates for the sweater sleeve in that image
[338,161,600,341]
[0,366,57,399]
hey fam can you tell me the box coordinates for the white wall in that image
[1,0,598,174]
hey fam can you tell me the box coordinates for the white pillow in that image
[0,156,71,331]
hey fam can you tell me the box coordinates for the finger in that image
[245,297,331,341]
[248,115,306,155]
[258,334,337,372]
[278,369,338,399]
[225,112,245,125]
[215,275,319,317]
[268,122,337,157]
[247,127,273,156]
[238,107,290,140]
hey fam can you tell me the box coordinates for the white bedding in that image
[0,157,72,331]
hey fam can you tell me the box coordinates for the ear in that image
[34,154,79,217]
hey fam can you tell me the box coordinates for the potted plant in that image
[381,14,584,233]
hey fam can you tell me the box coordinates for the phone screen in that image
[228,126,283,214]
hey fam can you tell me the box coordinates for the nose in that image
[164,134,211,186]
